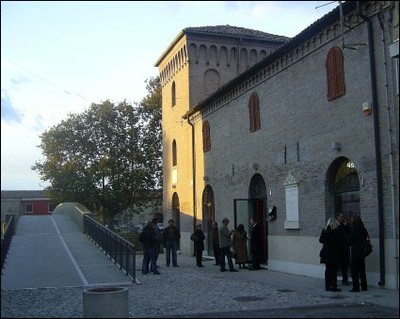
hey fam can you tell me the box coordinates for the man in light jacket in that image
[218,217,238,272]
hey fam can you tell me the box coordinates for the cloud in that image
[10,74,31,86]
[1,89,24,123]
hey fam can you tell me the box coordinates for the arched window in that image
[249,92,261,132]
[172,139,177,166]
[326,157,360,221]
[326,47,346,101]
[171,81,176,107]
[202,121,211,152]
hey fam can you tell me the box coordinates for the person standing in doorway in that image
[211,221,220,266]
[191,224,206,267]
[219,217,238,272]
[249,218,262,270]
[162,219,181,267]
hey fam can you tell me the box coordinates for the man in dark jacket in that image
[162,219,181,267]
[139,221,160,275]
[191,224,206,267]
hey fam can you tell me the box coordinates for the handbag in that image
[319,245,326,264]
[230,247,237,258]
[364,237,372,257]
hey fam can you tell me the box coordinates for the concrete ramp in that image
[1,213,133,290]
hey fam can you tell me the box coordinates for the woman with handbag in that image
[319,218,342,291]
[348,215,370,292]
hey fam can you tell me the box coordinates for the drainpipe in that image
[187,116,197,232]
[357,1,385,286]
[378,12,399,291]
[237,37,242,75]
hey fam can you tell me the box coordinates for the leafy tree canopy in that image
[32,77,162,223]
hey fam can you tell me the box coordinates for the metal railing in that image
[84,214,136,282]
[1,215,15,272]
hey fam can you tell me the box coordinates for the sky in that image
[1,1,338,190]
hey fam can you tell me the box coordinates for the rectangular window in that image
[25,203,33,214]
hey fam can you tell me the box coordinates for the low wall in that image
[52,202,92,232]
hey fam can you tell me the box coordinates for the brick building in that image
[156,1,399,289]
[1,190,54,224]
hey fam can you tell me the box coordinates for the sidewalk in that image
[1,213,398,318]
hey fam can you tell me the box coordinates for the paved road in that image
[1,214,398,318]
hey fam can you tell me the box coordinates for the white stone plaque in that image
[284,184,300,229]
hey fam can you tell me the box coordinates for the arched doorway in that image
[202,185,215,256]
[172,192,181,249]
[327,157,360,220]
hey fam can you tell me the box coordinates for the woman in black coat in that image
[191,224,206,267]
[348,215,369,292]
[319,218,342,291]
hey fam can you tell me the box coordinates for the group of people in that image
[138,218,181,275]
[141,213,370,294]
[319,213,371,292]
[192,217,262,272]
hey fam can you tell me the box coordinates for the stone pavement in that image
[2,253,399,318]
[1,214,398,318]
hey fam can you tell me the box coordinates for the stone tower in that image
[155,25,289,253]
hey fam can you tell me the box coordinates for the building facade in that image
[156,1,399,290]
[1,190,54,224]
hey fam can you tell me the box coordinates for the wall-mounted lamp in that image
[362,102,372,116]
[267,206,277,221]
[203,176,209,182]
[331,142,341,151]
[252,163,258,170]
[171,184,176,188]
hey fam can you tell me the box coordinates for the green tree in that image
[32,77,162,224]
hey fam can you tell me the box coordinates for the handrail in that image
[83,214,136,283]
[1,215,15,272]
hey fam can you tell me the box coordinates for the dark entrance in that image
[172,192,181,249]
[327,157,360,220]
[233,173,268,265]
[202,185,215,256]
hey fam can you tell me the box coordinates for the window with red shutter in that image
[249,92,261,132]
[202,121,211,152]
[326,47,346,101]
